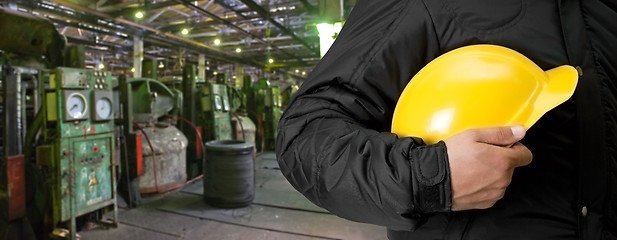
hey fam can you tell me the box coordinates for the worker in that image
[275,0,617,239]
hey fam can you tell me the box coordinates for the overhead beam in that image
[104,1,181,16]
[173,0,262,42]
[18,0,264,67]
[238,0,319,56]
[160,8,305,33]
[213,0,250,21]
[297,0,318,14]
[174,0,308,66]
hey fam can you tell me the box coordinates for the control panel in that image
[200,83,232,141]
[38,67,117,237]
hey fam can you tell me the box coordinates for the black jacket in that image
[276,0,617,239]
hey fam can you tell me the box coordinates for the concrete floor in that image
[78,153,387,240]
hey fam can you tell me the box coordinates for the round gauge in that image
[67,93,87,119]
[96,97,112,119]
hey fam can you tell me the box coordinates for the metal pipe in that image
[204,0,214,10]
[37,0,263,67]
[237,0,319,56]
[167,6,190,17]
[198,54,206,80]
[147,8,168,23]
[174,0,307,65]
[133,36,143,78]
[218,35,292,46]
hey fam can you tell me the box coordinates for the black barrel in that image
[204,140,255,208]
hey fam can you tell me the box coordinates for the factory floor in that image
[78,152,387,240]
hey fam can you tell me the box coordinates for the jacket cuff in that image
[409,141,452,213]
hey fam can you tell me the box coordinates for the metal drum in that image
[204,140,254,208]
[138,124,188,194]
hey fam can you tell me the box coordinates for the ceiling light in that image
[213,71,218,75]
[302,71,306,75]
[295,69,299,73]
[181,28,189,35]
[317,22,343,58]
[235,48,242,53]
[98,63,105,69]
[158,62,164,68]
[135,11,144,19]
[214,39,221,45]
[131,68,135,73]
[268,58,274,64]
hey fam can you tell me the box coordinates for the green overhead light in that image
[214,39,221,45]
[181,28,189,35]
[268,58,274,64]
[317,22,343,58]
[135,11,144,19]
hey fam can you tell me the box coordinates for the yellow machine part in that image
[391,44,578,144]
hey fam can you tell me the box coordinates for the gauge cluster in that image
[63,90,89,121]
[54,69,114,122]
[92,91,113,121]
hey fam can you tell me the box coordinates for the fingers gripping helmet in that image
[391,44,578,144]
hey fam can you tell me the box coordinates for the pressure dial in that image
[66,92,87,120]
[95,97,112,120]
[214,95,222,111]
[222,98,230,111]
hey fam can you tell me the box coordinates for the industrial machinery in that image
[281,83,299,110]
[177,65,253,179]
[246,78,281,152]
[226,80,256,150]
[177,64,204,179]
[1,64,40,240]
[0,7,65,68]
[116,76,187,206]
[37,67,118,239]
[199,80,233,142]
[263,84,282,151]
[244,77,266,152]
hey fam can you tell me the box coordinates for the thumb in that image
[471,126,526,146]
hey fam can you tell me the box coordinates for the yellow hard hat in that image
[391,44,578,144]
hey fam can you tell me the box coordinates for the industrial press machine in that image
[36,67,118,239]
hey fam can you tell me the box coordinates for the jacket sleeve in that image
[276,0,451,231]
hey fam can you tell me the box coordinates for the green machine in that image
[281,84,299,110]
[199,81,233,142]
[263,84,282,151]
[180,64,203,179]
[246,78,266,152]
[247,78,282,152]
[37,67,117,239]
[179,66,233,177]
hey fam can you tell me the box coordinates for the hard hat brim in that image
[526,65,578,129]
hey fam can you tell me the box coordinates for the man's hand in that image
[445,126,533,211]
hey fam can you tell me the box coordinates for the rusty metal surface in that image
[0,7,65,67]
[137,124,188,194]
[6,155,26,221]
